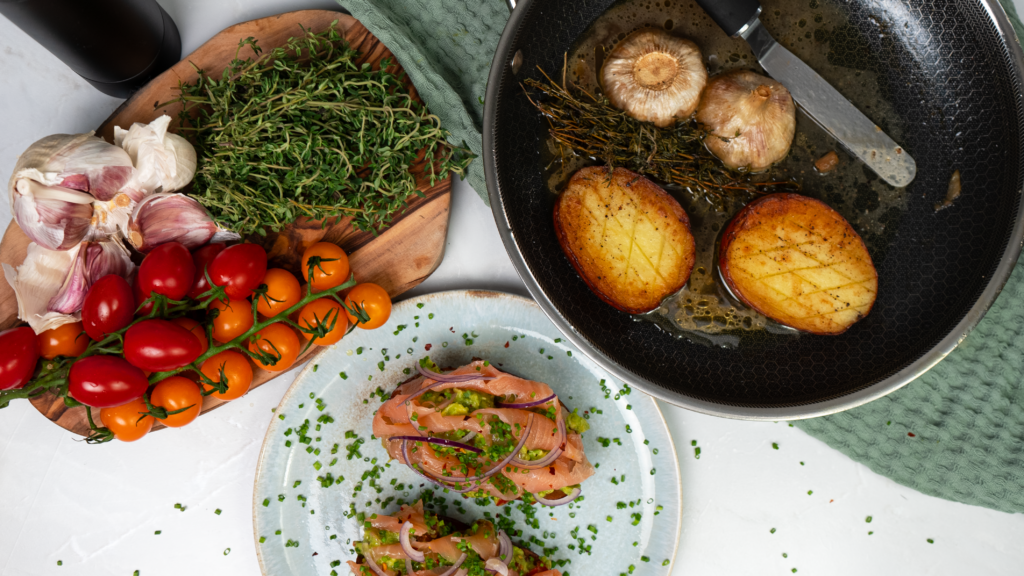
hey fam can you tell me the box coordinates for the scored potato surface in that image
[720,194,878,335]
[555,167,696,313]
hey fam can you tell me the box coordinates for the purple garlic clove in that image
[127,193,219,253]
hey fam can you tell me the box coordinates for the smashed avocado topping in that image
[566,408,590,434]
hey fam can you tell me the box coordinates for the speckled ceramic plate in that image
[253,290,681,576]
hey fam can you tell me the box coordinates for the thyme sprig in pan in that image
[170,25,473,236]
[523,67,796,207]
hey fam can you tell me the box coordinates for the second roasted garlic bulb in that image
[696,70,796,172]
[602,29,708,127]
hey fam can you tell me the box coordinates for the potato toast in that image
[719,193,878,335]
[554,167,696,314]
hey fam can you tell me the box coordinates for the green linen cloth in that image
[340,0,1024,513]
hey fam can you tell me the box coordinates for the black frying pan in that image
[483,0,1024,419]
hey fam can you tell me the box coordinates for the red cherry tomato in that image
[0,327,40,390]
[123,319,203,372]
[208,243,268,300]
[138,242,195,301]
[99,396,153,442]
[188,243,227,299]
[82,275,135,341]
[68,356,148,408]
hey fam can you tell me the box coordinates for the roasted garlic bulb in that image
[696,70,796,172]
[602,29,708,127]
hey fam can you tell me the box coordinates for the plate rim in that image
[482,0,1024,421]
[251,289,684,575]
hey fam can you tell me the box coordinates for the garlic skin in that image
[114,115,197,195]
[11,178,95,251]
[2,243,82,333]
[127,193,238,253]
[696,70,796,172]
[48,240,134,314]
[602,29,708,127]
[10,133,134,201]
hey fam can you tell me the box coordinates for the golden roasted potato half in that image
[554,166,696,313]
[719,193,878,335]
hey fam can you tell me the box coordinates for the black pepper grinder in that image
[0,0,181,98]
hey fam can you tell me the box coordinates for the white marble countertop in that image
[1,1,1022,575]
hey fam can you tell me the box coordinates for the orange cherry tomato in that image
[149,376,203,428]
[171,317,209,355]
[248,323,300,372]
[209,297,254,343]
[200,350,254,401]
[37,321,90,359]
[256,268,301,317]
[297,298,348,346]
[99,396,153,442]
[344,283,392,330]
[300,242,350,292]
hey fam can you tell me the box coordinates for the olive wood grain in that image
[0,10,452,436]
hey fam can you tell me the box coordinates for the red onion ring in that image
[402,440,479,494]
[437,553,468,576]
[534,486,582,507]
[460,430,478,443]
[485,557,509,575]
[497,530,512,564]
[444,414,535,483]
[389,435,482,454]
[509,411,566,469]
[406,558,414,574]
[494,393,556,409]
[362,552,390,576]
[400,521,426,562]
[417,364,496,383]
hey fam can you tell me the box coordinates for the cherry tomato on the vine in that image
[298,298,348,346]
[82,275,135,341]
[256,268,301,318]
[99,397,153,442]
[132,273,153,316]
[37,321,90,360]
[68,356,148,408]
[200,350,253,401]
[124,319,203,372]
[248,323,300,372]
[344,283,392,330]
[300,242,350,291]
[188,243,227,299]
[171,317,209,356]
[209,298,255,343]
[138,242,195,301]
[208,243,268,300]
[149,376,203,428]
[0,327,40,390]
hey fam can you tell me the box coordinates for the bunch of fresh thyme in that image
[171,25,473,236]
[523,68,795,207]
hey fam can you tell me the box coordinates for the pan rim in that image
[483,0,1024,420]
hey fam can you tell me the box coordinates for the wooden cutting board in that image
[0,10,452,436]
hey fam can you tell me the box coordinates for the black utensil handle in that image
[695,0,762,37]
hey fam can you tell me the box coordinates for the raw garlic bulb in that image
[696,70,796,172]
[602,29,708,127]
[8,132,134,250]
[114,115,197,195]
